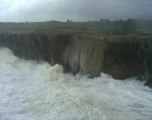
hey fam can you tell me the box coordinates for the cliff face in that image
[0,33,52,62]
[64,36,108,76]
[0,32,151,79]
[64,35,144,79]
[102,37,141,79]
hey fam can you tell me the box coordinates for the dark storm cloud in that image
[0,0,152,22]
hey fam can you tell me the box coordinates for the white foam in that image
[0,47,105,120]
[0,47,152,120]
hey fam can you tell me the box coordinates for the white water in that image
[0,47,152,120]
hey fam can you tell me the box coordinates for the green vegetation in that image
[0,19,152,35]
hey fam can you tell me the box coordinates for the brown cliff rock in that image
[0,32,151,80]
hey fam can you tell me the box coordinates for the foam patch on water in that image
[0,47,152,120]
[0,47,20,65]
[0,47,105,120]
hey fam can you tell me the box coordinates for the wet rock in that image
[0,32,152,83]
[138,39,152,88]
[102,36,141,79]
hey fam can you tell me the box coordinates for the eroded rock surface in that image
[0,32,152,81]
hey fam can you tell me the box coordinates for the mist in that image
[0,0,152,22]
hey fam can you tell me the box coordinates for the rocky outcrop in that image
[0,33,52,62]
[64,35,145,79]
[102,37,141,79]
[0,32,151,80]
[64,36,108,77]
[138,39,152,88]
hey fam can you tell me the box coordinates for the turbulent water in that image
[0,47,152,120]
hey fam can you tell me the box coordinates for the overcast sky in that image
[0,0,152,22]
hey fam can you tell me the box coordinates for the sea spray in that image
[0,47,105,120]
[0,47,152,120]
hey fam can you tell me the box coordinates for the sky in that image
[0,0,152,22]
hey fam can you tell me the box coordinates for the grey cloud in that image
[0,0,152,22]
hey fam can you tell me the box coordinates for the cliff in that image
[0,32,151,79]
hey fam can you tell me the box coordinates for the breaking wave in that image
[0,47,152,120]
